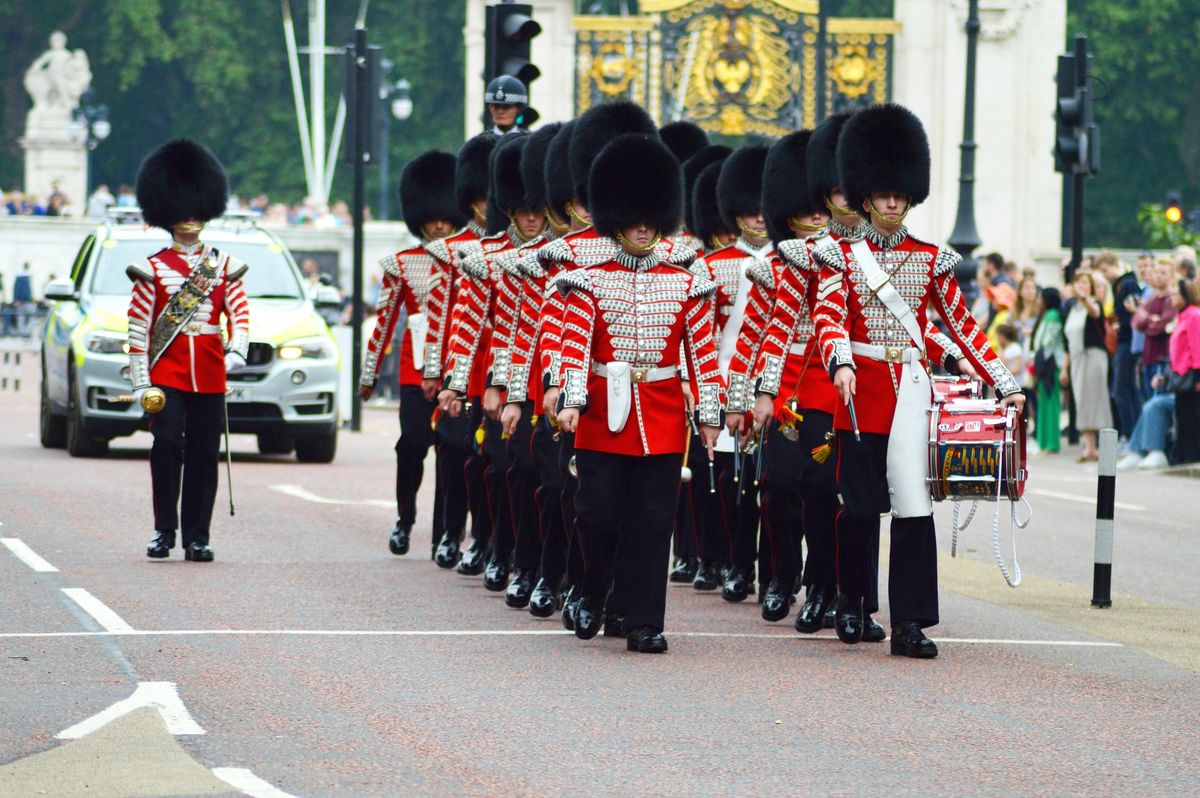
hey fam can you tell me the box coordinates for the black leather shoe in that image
[823,606,836,629]
[146,531,174,559]
[794,585,836,634]
[561,586,578,631]
[890,621,938,658]
[603,612,626,638]
[626,626,668,653]
[669,555,699,583]
[456,540,486,575]
[388,521,410,556]
[574,598,602,640]
[504,568,535,608]
[528,579,558,618]
[760,577,795,622]
[184,543,214,562]
[692,559,721,591]
[434,536,461,569]
[863,615,886,643]
[483,556,510,592]
[834,593,864,645]
[721,566,752,603]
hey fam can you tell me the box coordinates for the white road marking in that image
[0,628,1123,647]
[56,681,205,739]
[1,537,59,572]
[61,587,134,633]
[1027,488,1146,513]
[212,768,298,798]
[270,483,392,507]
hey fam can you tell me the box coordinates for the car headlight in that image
[84,331,130,355]
[278,337,335,360]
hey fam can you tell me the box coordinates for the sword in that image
[753,424,765,487]
[846,393,862,443]
[223,390,235,516]
[685,410,715,495]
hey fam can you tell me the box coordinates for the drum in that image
[931,375,982,404]
[928,399,1027,502]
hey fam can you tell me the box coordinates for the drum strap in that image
[949,437,1032,588]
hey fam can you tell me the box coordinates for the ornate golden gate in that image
[574,0,899,136]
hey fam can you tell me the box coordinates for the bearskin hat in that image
[135,139,228,230]
[588,133,682,238]
[837,103,930,214]
[485,134,528,234]
[659,121,710,165]
[521,122,561,213]
[682,145,732,232]
[569,101,657,210]
[762,130,822,246]
[455,132,499,219]
[806,110,855,205]
[717,144,770,232]
[398,150,464,239]
[691,158,732,245]
[545,120,577,225]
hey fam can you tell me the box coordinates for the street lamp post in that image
[71,88,111,196]
[947,0,983,303]
[376,60,413,221]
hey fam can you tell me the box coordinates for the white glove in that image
[131,387,149,408]
[225,352,246,373]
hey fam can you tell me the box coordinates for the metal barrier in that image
[1,347,24,392]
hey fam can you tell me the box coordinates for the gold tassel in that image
[531,413,540,427]
[475,425,486,447]
[810,443,833,464]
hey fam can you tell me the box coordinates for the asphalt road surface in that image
[1,366,1198,796]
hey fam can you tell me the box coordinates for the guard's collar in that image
[735,238,773,259]
[863,225,908,250]
[829,219,865,240]
[170,240,206,256]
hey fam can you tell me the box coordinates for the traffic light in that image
[484,3,541,126]
[1054,36,1099,177]
[1165,192,1183,224]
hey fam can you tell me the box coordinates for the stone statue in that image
[23,31,92,127]
[20,30,94,209]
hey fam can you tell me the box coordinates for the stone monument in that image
[20,31,93,209]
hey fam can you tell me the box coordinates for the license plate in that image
[226,385,252,402]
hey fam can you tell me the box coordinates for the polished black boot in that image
[388,521,411,556]
[184,543,214,562]
[692,559,721,591]
[528,578,559,618]
[146,531,175,559]
[863,615,886,643]
[434,536,461,569]
[760,577,796,622]
[626,626,668,653]
[834,593,864,645]
[794,585,836,634]
[456,539,486,575]
[890,621,938,658]
[669,555,699,583]
[560,585,579,631]
[574,597,602,640]
[483,555,510,592]
[823,607,836,629]
[603,612,626,638]
[721,565,753,603]
[504,568,535,608]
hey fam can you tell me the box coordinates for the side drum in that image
[931,375,982,404]
[928,400,1027,502]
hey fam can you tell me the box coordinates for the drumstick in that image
[846,394,862,442]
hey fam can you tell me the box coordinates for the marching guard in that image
[128,139,249,562]
[554,131,724,653]
[812,104,1024,658]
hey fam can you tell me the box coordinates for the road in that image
[0,363,1198,797]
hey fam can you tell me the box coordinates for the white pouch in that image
[606,361,632,433]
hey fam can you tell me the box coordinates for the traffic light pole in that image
[350,25,368,432]
[1069,172,1085,283]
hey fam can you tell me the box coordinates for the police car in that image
[40,210,342,462]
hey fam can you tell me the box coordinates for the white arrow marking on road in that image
[212,768,299,798]
[56,681,205,739]
[1026,488,1146,513]
[270,483,392,507]
[1,537,59,572]
[62,587,134,633]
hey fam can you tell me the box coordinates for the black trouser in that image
[434,408,471,545]
[559,431,586,589]
[574,450,680,633]
[395,385,436,534]
[717,450,761,572]
[835,430,937,627]
[149,388,224,547]
[672,482,698,559]
[760,421,804,587]
[685,437,726,562]
[504,401,543,571]
[482,413,513,562]
[459,401,491,548]
[532,416,567,585]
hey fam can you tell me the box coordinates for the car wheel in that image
[65,363,109,458]
[294,430,337,463]
[257,431,295,455]
[40,360,67,449]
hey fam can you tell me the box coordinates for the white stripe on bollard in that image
[1092,427,1117,607]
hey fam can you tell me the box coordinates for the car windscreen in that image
[87,238,306,299]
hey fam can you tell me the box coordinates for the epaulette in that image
[555,268,593,297]
[126,261,154,282]
[457,241,490,280]
[776,239,814,272]
[663,241,696,267]
[424,238,452,263]
[688,273,718,300]
[933,246,962,277]
[379,254,401,279]
[496,247,525,278]
[811,237,846,271]
[745,258,775,289]
[518,244,546,278]
[226,261,249,282]
[538,237,573,265]
[480,231,510,254]
[688,259,709,279]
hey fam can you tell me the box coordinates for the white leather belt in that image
[788,342,809,356]
[181,322,222,336]
[850,342,923,364]
[590,361,676,383]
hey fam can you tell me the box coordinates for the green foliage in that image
[1137,204,1200,250]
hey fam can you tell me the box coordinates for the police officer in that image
[485,75,529,136]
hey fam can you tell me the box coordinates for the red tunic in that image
[443,229,517,396]
[812,226,1020,434]
[127,244,250,395]
[557,242,725,456]
[723,253,780,414]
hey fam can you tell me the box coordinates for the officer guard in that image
[358,150,465,563]
[485,75,529,136]
[812,104,1024,658]
[555,131,724,653]
[128,139,249,562]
